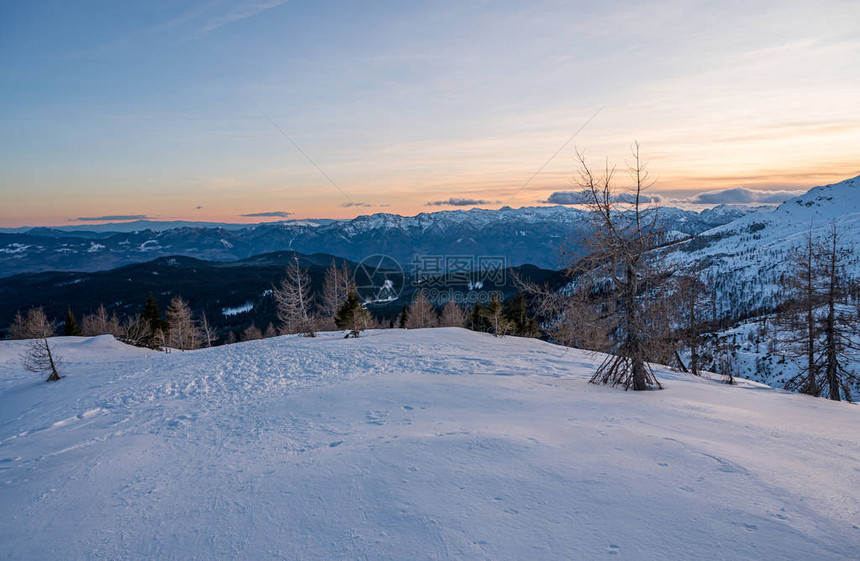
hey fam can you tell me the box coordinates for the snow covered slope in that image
[1,330,858,559]
[666,175,860,316]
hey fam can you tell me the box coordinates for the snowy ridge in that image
[665,175,860,317]
[0,204,755,275]
[1,330,858,559]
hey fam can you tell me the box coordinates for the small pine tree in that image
[63,308,82,337]
[481,294,510,337]
[335,290,370,338]
[504,293,539,337]
[398,304,409,329]
[466,303,489,332]
[142,293,167,349]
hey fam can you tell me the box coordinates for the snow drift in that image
[0,330,858,559]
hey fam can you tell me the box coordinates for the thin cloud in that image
[542,191,661,205]
[683,187,804,205]
[426,197,498,207]
[241,211,293,218]
[71,214,150,222]
[341,202,373,208]
[200,0,288,34]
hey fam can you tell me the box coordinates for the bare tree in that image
[406,292,438,329]
[674,270,710,376]
[18,308,61,382]
[263,323,278,339]
[781,224,859,400]
[439,300,466,328]
[571,143,667,391]
[319,259,352,329]
[10,308,56,340]
[242,322,262,341]
[81,304,122,337]
[817,224,858,401]
[120,315,150,347]
[166,296,202,351]
[780,228,821,396]
[199,312,216,347]
[274,257,317,337]
[514,272,609,351]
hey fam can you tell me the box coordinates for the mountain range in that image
[664,175,860,319]
[0,204,756,276]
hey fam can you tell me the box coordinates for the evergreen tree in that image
[142,293,167,348]
[398,304,409,329]
[63,307,82,336]
[503,293,539,337]
[480,294,510,337]
[466,303,489,332]
[335,289,370,338]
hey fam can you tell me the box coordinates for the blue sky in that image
[2,0,859,226]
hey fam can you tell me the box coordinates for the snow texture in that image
[0,330,858,559]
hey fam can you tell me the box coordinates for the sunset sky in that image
[2,0,859,227]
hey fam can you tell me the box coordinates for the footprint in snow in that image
[608,544,621,555]
[366,411,389,425]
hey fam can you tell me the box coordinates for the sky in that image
[1,0,859,227]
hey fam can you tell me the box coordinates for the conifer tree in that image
[18,308,61,382]
[503,293,539,337]
[406,292,438,329]
[166,296,201,350]
[480,294,510,337]
[263,323,278,339]
[440,300,466,328]
[398,304,409,329]
[466,303,489,332]
[570,143,667,391]
[320,259,352,329]
[335,289,370,338]
[274,256,317,337]
[242,322,263,341]
[63,307,82,337]
[142,293,167,348]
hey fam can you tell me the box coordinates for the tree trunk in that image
[45,338,60,382]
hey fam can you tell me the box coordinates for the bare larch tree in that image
[166,296,202,351]
[319,259,353,330]
[439,300,466,328]
[19,308,62,382]
[782,223,859,400]
[406,292,438,329]
[572,142,668,391]
[274,256,317,337]
[780,228,821,396]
